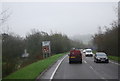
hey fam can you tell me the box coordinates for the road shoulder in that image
[36,54,67,80]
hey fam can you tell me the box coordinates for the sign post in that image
[42,41,51,58]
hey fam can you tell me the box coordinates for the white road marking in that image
[101,77,105,79]
[111,62,114,63]
[89,66,94,70]
[89,66,106,80]
[84,60,87,63]
[109,60,120,65]
[114,63,118,65]
[50,55,67,80]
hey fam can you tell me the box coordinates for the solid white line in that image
[50,55,67,80]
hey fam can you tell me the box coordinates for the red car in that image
[68,49,82,64]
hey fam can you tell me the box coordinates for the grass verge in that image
[108,56,120,62]
[3,53,65,80]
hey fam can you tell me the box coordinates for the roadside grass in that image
[108,56,120,62]
[4,53,66,80]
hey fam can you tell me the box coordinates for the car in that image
[79,49,82,51]
[83,49,86,53]
[85,49,93,57]
[94,52,109,63]
[68,48,82,64]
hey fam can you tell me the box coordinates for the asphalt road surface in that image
[39,54,119,81]
[53,54,119,80]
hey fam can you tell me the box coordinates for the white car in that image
[85,49,93,57]
[83,49,86,53]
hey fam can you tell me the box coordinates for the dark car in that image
[68,49,82,64]
[94,52,109,63]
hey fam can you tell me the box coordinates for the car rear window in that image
[70,50,81,55]
[86,50,92,52]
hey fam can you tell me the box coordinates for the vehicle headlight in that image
[97,58,100,59]
[106,57,108,59]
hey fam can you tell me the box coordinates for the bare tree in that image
[0,8,11,34]
[118,2,120,26]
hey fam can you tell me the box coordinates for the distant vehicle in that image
[80,49,83,51]
[83,49,86,53]
[68,49,82,64]
[85,49,93,57]
[94,52,109,63]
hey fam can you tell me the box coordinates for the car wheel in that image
[106,61,109,63]
[94,59,96,62]
[79,61,82,64]
[69,61,72,64]
[96,61,98,63]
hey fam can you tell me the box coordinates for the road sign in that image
[42,41,51,58]
[42,46,49,53]
[42,41,50,46]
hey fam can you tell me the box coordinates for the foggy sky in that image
[2,2,117,37]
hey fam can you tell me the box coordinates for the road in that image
[38,54,119,81]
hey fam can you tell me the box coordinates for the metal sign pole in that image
[49,42,51,56]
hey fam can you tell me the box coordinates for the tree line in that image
[2,29,85,77]
[92,21,118,56]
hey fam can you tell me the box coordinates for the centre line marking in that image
[89,66,106,80]
[89,66,94,70]
[84,60,87,63]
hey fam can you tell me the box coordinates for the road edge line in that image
[50,55,67,80]
[109,60,120,65]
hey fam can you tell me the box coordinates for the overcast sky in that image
[1,2,117,37]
